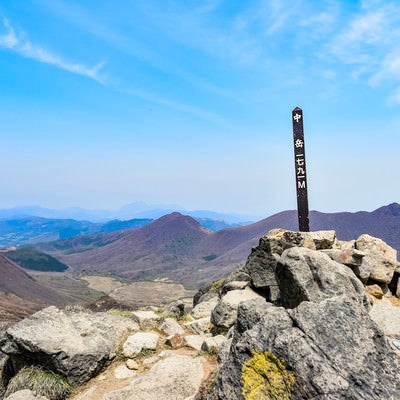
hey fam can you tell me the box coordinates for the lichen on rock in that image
[241,351,294,400]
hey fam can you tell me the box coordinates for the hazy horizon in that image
[1,1,399,217]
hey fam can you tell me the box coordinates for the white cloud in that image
[324,1,400,103]
[119,87,234,128]
[0,17,105,82]
[0,18,18,48]
[329,10,389,64]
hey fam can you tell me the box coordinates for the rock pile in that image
[0,301,220,399]
[204,229,400,399]
[0,229,399,400]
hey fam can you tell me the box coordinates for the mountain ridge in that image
[34,204,400,288]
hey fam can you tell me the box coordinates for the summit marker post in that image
[292,106,310,232]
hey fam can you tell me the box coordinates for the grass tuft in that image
[4,366,72,400]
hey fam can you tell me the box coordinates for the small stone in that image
[160,318,184,336]
[122,332,159,358]
[166,300,185,319]
[4,390,49,400]
[114,364,136,379]
[184,335,209,351]
[126,359,139,370]
[131,311,161,330]
[165,334,185,349]
[184,317,211,334]
[201,335,226,354]
[366,284,384,299]
[191,297,219,319]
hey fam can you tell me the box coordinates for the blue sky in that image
[0,0,399,218]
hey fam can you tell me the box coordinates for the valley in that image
[1,203,400,327]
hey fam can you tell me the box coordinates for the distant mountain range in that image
[0,216,244,248]
[33,203,400,288]
[0,217,153,247]
[0,202,258,224]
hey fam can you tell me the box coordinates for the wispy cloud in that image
[119,86,234,128]
[324,1,400,103]
[0,17,105,82]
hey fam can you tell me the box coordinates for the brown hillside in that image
[0,254,66,305]
[43,213,211,284]
[35,205,400,288]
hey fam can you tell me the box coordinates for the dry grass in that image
[81,276,125,294]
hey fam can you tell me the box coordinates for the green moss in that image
[241,351,294,400]
[134,348,156,360]
[209,278,225,293]
[4,366,72,400]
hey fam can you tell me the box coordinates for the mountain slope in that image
[38,213,211,285]
[0,254,68,305]
[34,204,400,288]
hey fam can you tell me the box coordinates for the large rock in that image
[244,229,340,301]
[276,247,369,309]
[102,354,207,400]
[210,296,400,400]
[0,306,139,386]
[355,234,397,283]
[208,231,400,400]
[210,287,265,328]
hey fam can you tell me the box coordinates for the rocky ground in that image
[1,229,400,400]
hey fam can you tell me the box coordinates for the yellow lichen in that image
[241,351,294,400]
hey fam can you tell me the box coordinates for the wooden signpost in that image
[292,106,310,232]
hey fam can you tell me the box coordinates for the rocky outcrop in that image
[1,229,399,400]
[0,306,139,386]
[207,229,400,400]
[102,353,206,400]
[0,297,222,399]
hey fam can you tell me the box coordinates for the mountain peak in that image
[374,203,400,217]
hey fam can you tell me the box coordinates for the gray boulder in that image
[355,234,397,283]
[0,306,139,386]
[208,232,400,400]
[210,295,400,400]
[244,229,341,302]
[210,287,265,328]
[276,247,369,309]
